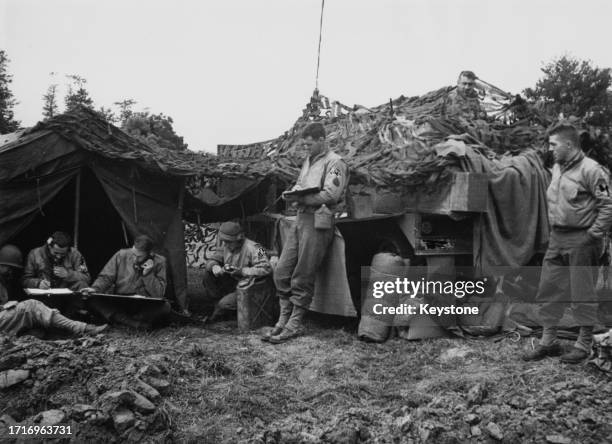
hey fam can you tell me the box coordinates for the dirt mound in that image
[0,334,175,443]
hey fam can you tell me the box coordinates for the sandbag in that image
[357,252,404,342]
[458,292,510,336]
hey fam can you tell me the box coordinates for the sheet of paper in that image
[24,288,74,295]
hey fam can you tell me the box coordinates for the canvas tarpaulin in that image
[276,216,356,317]
[0,134,84,246]
[92,160,187,308]
[435,141,550,273]
[0,130,188,309]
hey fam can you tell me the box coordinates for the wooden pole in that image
[73,172,81,249]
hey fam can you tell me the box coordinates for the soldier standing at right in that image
[523,124,612,363]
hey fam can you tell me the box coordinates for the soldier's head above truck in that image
[548,123,581,164]
[456,71,478,97]
[301,122,326,159]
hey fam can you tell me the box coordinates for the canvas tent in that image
[0,107,225,308]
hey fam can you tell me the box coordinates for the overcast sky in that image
[2,0,612,152]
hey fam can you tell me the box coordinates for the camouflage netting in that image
[205,81,559,193]
[21,107,220,177]
[10,85,611,195]
[210,77,612,195]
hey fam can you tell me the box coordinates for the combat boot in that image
[522,343,562,361]
[560,347,589,364]
[268,305,307,344]
[83,323,109,335]
[261,298,293,342]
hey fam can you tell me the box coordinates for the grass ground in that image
[1,316,611,443]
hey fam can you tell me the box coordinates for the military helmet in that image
[0,245,24,269]
[218,222,244,242]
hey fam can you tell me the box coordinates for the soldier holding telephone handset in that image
[81,234,171,329]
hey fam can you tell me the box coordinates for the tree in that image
[524,55,612,126]
[42,84,59,119]
[114,98,137,126]
[64,74,93,111]
[0,50,20,133]
[97,106,116,123]
[122,111,188,151]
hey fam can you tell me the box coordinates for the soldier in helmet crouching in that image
[203,222,272,322]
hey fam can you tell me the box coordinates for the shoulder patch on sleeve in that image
[329,165,342,177]
[256,246,267,259]
[596,178,610,196]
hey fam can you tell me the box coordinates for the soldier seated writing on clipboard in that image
[22,231,91,291]
[0,244,106,337]
[81,234,170,329]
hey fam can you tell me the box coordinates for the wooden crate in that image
[406,172,488,214]
[449,172,488,212]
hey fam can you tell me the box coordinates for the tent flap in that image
[92,159,187,306]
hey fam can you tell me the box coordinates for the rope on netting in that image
[315,0,325,91]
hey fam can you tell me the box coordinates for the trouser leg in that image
[284,305,308,333]
[87,298,142,328]
[575,326,594,352]
[216,292,238,311]
[540,326,558,347]
[536,235,569,329]
[273,220,299,326]
[49,311,88,334]
[203,270,237,320]
[87,298,116,322]
[273,221,299,300]
[289,212,334,308]
[202,271,236,303]
[210,292,238,321]
[0,302,39,336]
[568,234,603,327]
[0,300,87,336]
[275,297,293,329]
[131,301,172,325]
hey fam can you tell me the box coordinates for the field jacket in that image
[91,249,166,298]
[547,151,612,238]
[292,149,349,212]
[22,245,90,289]
[206,238,272,278]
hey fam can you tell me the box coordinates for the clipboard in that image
[89,293,166,303]
[23,288,165,303]
[283,187,320,197]
[24,288,74,296]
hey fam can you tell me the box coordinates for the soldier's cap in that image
[218,222,244,242]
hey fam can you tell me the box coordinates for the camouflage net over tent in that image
[15,107,219,177]
[206,80,557,193]
[15,92,609,195]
